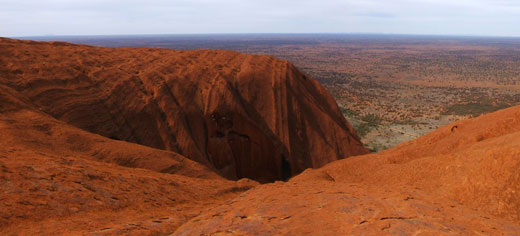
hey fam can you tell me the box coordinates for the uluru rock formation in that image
[0,105,258,235]
[174,105,520,235]
[0,69,259,234]
[1,38,520,235]
[0,38,367,182]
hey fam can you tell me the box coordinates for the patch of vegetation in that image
[366,143,389,153]
[442,102,508,117]
[354,113,382,138]
[340,107,358,117]
[360,114,381,125]
[354,123,372,138]
[393,119,420,125]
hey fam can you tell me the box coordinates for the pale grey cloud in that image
[0,0,518,37]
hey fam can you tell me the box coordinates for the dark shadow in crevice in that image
[281,155,292,181]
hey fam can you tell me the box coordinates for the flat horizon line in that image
[10,32,520,40]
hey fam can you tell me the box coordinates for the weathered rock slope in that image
[2,38,520,235]
[0,38,367,182]
[0,85,258,235]
[176,105,520,235]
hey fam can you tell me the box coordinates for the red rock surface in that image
[2,38,520,235]
[176,105,520,235]
[0,92,258,235]
[0,38,367,182]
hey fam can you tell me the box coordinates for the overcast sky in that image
[1,0,519,37]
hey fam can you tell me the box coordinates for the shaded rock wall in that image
[0,38,368,182]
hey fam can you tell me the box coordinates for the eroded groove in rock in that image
[0,38,368,182]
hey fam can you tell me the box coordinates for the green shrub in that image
[340,107,358,117]
[353,113,381,138]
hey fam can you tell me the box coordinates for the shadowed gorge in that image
[0,38,368,182]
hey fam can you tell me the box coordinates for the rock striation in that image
[0,38,368,182]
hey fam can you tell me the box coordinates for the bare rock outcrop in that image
[175,105,520,235]
[1,38,520,235]
[0,38,368,182]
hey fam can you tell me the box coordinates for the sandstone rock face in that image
[175,105,520,235]
[318,105,520,222]
[0,87,258,235]
[0,38,368,182]
[3,38,520,235]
